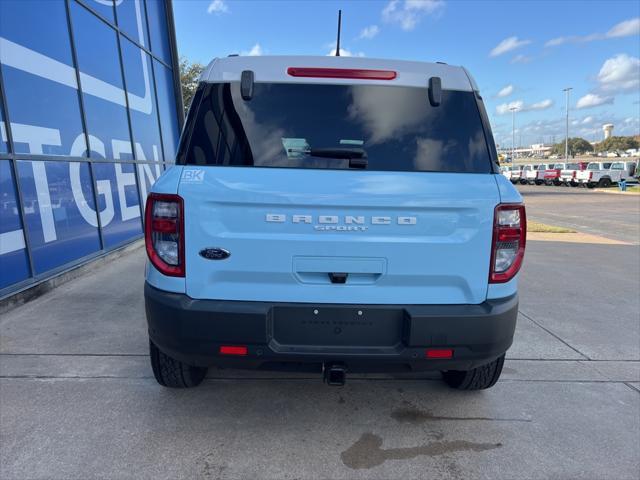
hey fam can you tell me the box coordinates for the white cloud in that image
[496,84,514,98]
[207,0,229,14]
[582,116,594,124]
[529,99,553,110]
[597,54,640,92]
[545,17,639,46]
[241,43,263,56]
[358,25,380,40]
[496,100,524,115]
[495,98,553,115]
[606,17,640,38]
[381,0,445,31]
[511,54,532,64]
[490,36,531,57]
[576,93,614,109]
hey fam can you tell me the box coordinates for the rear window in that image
[177,82,494,173]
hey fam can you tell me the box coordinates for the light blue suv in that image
[144,56,526,389]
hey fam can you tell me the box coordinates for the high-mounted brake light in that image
[489,204,526,283]
[145,193,185,277]
[287,67,397,80]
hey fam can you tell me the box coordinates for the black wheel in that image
[520,179,528,185]
[598,178,612,188]
[570,181,578,187]
[441,354,505,390]
[149,339,207,388]
[587,182,596,189]
[553,180,562,186]
[535,180,543,185]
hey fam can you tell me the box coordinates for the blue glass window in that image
[121,36,163,162]
[0,95,7,153]
[17,160,101,274]
[145,0,172,64]
[116,0,150,49]
[93,162,142,248]
[77,0,115,24]
[153,61,180,162]
[71,1,133,159]
[136,161,163,211]
[0,0,86,156]
[0,160,31,289]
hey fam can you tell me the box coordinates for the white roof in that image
[200,55,477,92]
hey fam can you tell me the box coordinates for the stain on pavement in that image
[340,432,501,469]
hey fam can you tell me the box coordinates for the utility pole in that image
[510,106,518,162]
[563,87,573,161]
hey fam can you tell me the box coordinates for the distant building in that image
[603,124,614,140]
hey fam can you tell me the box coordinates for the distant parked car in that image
[574,161,633,188]
[521,164,538,184]
[532,163,549,185]
[509,165,523,184]
[500,165,512,181]
[559,162,589,187]
[544,163,566,186]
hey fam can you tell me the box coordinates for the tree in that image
[550,137,593,157]
[595,136,639,152]
[179,57,204,115]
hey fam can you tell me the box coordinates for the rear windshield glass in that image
[177,82,494,173]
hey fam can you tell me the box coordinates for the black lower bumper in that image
[145,283,518,372]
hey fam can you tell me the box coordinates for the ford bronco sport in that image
[144,56,526,390]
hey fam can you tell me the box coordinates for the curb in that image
[593,188,640,195]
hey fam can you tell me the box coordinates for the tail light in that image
[572,171,576,178]
[145,193,185,277]
[489,204,526,283]
[588,172,593,180]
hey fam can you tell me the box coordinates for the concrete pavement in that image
[1,190,639,479]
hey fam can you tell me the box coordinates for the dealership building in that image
[0,0,182,296]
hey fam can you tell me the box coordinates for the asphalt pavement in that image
[1,188,639,480]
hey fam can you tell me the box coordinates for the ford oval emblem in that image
[199,248,231,260]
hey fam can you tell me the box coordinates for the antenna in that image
[335,10,342,56]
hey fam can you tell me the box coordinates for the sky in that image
[172,0,640,148]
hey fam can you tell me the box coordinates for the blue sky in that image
[173,0,640,147]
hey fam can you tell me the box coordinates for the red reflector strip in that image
[151,218,177,233]
[426,349,454,359]
[219,345,248,356]
[498,228,521,242]
[287,67,397,80]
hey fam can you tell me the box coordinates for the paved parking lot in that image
[1,189,639,479]
[517,184,640,244]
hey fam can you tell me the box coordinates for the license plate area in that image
[270,306,403,348]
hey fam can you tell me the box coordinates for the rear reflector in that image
[287,67,397,80]
[426,348,454,359]
[219,345,248,356]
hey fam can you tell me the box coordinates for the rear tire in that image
[149,339,207,388]
[441,354,505,390]
[535,180,543,185]
[598,178,612,188]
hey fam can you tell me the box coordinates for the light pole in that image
[510,106,518,162]
[563,87,573,161]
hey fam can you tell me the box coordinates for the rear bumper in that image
[145,283,518,372]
